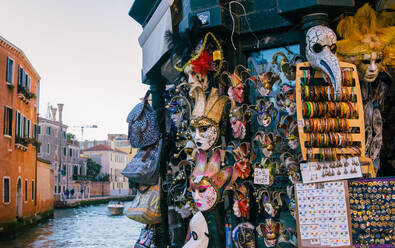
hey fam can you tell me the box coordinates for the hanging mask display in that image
[190,150,233,212]
[231,142,256,180]
[253,71,281,97]
[280,153,300,184]
[183,211,209,248]
[257,219,280,248]
[167,95,192,130]
[254,98,278,127]
[336,4,395,83]
[232,222,256,248]
[277,115,299,150]
[256,188,285,218]
[305,25,342,93]
[229,102,251,139]
[232,183,250,219]
[253,131,277,158]
[222,65,250,104]
[276,83,296,116]
[189,87,229,151]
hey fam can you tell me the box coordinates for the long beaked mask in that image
[190,87,229,151]
[183,211,209,248]
[306,25,341,93]
[190,150,233,212]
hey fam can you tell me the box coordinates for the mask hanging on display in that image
[253,72,281,97]
[305,25,342,93]
[232,222,256,248]
[336,3,395,83]
[277,115,299,150]
[276,83,296,116]
[280,152,300,184]
[230,142,256,180]
[190,150,233,212]
[183,211,209,248]
[253,131,277,158]
[232,183,250,219]
[229,102,251,139]
[222,65,250,104]
[167,95,192,130]
[256,219,279,248]
[255,98,278,127]
[189,87,229,151]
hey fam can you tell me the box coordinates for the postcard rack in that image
[295,62,375,177]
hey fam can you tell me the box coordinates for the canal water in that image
[0,201,144,248]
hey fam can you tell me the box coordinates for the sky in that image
[0,0,149,140]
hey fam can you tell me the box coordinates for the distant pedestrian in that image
[71,188,75,198]
[80,189,84,199]
[65,189,70,199]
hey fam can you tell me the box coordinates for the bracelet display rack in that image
[295,62,375,178]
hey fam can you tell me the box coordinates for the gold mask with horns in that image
[189,86,229,151]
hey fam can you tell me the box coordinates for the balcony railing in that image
[72,175,92,181]
[15,136,29,151]
[17,86,36,104]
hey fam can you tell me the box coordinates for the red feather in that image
[191,51,213,75]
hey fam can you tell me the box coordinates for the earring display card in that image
[300,157,363,183]
[295,181,353,248]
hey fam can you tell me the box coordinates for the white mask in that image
[183,211,209,248]
[190,125,218,151]
[306,25,341,93]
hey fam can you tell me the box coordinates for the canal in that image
[0,202,144,248]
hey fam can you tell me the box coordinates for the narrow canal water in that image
[0,201,144,248]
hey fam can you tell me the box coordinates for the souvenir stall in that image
[126,1,394,247]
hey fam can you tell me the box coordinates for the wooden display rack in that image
[295,62,375,177]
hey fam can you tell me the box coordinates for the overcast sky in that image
[0,0,148,140]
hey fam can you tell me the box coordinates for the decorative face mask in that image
[277,83,296,116]
[183,211,209,248]
[184,63,210,91]
[306,25,341,93]
[233,183,250,219]
[254,72,281,97]
[190,87,228,151]
[257,189,284,218]
[190,150,233,212]
[257,219,279,248]
[278,116,299,150]
[336,4,394,83]
[254,131,276,158]
[255,98,278,127]
[232,222,256,248]
[223,65,250,104]
[280,153,300,184]
[231,142,255,180]
[230,102,250,139]
[168,95,192,129]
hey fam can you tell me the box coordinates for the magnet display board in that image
[295,180,353,248]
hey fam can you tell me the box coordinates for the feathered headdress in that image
[336,3,395,71]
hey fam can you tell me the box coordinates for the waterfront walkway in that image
[55,195,135,208]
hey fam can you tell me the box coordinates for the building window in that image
[24,180,28,202]
[15,111,20,137]
[37,125,41,134]
[69,148,72,157]
[46,126,51,135]
[3,177,10,203]
[63,131,66,139]
[3,106,13,136]
[31,180,34,200]
[47,143,50,154]
[6,57,14,84]
[33,124,37,139]
[63,147,66,156]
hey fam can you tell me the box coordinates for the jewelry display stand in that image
[295,62,375,177]
[295,180,353,248]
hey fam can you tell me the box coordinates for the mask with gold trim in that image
[222,65,251,104]
[229,102,252,139]
[255,98,278,127]
[253,71,281,97]
[277,83,296,116]
[277,116,298,150]
[190,150,234,212]
[189,87,229,151]
[336,4,395,83]
[253,131,277,158]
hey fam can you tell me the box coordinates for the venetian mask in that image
[277,83,296,116]
[168,95,192,129]
[230,102,250,139]
[189,87,228,151]
[254,72,280,97]
[254,131,276,158]
[280,153,300,184]
[231,142,255,180]
[232,222,256,248]
[336,4,394,83]
[183,211,209,248]
[190,150,233,212]
[223,65,250,104]
[255,98,278,127]
[232,183,251,218]
[306,25,341,93]
[184,63,209,91]
[278,116,299,150]
[257,219,279,248]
